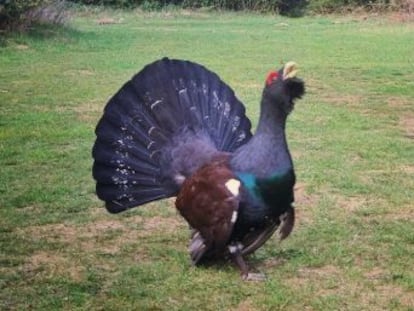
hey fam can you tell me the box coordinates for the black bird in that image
[92,58,305,280]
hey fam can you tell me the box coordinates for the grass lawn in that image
[1,8,413,310]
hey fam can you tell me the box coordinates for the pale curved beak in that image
[283,61,298,80]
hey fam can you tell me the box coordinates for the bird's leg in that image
[228,243,266,281]
[189,230,207,265]
[229,243,249,275]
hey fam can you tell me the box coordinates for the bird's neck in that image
[256,95,287,136]
[231,96,293,177]
[231,95,296,216]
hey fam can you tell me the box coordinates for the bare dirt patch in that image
[387,96,412,109]
[19,220,126,259]
[22,220,123,242]
[231,299,256,311]
[331,193,412,223]
[355,283,414,310]
[287,265,342,286]
[287,265,414,309]
[400,164,414,175]
[359,274,414,310]
[373,284,414,308]
[65,69,95,77]
[379,203,414,222]
[321,94,363,107]
[399,113,414,139]
[141,215,183,232]
[286,265,345,297]
[22,251,85,282]
[21,214,184,250]
[16,213,186,283]
[298,264,342,278]
[74,101,103,123]
[294,182,318,227]
[335,195,367,213]
[363,266,388,281]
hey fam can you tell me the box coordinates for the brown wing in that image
[175,155,239,263]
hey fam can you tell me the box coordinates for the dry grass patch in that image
[360,268,414,310]
[74,101,103,123]
[287,265,414,309]
[335,194,368,214]
[12,211,188,291]
[294,182,318,227]
[372,284,414,308]
[20,212,184,250]
[287,265,345,296]
[64,69,95,77]
[321,94,363,107]
[358,284,414,310]
[140,214,183,232]
[231,299,256,311]
[297,264,342,279]
[386,96,412,109]
[399,113,414,139]
[400,164,414,174]
[329,193,414,223]
[22,250,85,282]
[376,203,414,222]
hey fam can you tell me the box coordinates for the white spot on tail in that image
[148,126,156,135]
[225,179,241,197]
[147,141,155,150]
[150,100,162,110]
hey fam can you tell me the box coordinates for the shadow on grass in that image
[192,247,304,273]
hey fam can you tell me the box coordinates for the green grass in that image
[1,9,414,310]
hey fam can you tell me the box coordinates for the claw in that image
[229,243,266,281]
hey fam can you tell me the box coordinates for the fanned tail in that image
[92,58,252,213]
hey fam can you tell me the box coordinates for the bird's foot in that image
[228,243,266,281]
[242,272,266,282]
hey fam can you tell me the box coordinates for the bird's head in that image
[263,61,305,114]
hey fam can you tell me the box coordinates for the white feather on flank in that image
[231,210,238,223]
[225,179,241,197]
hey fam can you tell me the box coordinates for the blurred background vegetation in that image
[0,0,413,31]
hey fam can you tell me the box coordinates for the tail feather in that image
[93,163,158,188]
[131,62,192,134]
[94,119,159,168]
[93,58,252,212]
[92,143,159,177]
[97,184,168,213]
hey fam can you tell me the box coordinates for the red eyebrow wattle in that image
[266,71,279,86]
